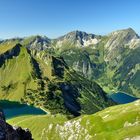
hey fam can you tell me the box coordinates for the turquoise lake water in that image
[109,92,139,104]
[0,100,46,119]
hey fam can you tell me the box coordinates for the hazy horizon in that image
[0,0,140,39]
[0,27,139,40]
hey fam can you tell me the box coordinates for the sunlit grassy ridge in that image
[8,100,140,140]
[8,114,68,140]
[0,42,113,116]
[0,40,19,54]
[43,100,140,140]
[0,45,37,100]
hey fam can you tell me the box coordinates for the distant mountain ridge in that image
[0,28,140,98]
[1,28,139,49]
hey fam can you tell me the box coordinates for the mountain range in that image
[1,28,140,97]
[0,28,140,139]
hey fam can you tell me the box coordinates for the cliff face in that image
[0,108,33,140]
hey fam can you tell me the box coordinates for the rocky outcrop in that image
[0,108,33,140]
[104,28,140,62]
[54,30,101,47]
[23,35,51,51]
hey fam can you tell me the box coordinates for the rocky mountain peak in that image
[62,30,95,41]
[22,35,51,50]
[55,30,101,47]
[105,28,140,55]
[109,28,139,39]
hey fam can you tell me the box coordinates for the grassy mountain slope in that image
[102,28,140,96]
[0,43,38,100]
[52,28,140,97]
[0,42,113,116]
[22,52,114,116]
[0,39,20,54]
[1,28,140,97]
[8,100,140,140]
[8,114,68,140]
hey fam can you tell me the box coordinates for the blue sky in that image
[0,0,140,39]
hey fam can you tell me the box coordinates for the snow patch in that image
[83,38,99,46]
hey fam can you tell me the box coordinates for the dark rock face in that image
[60,83,81,116]
[51,56,69,78]
[0,108,33,140]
